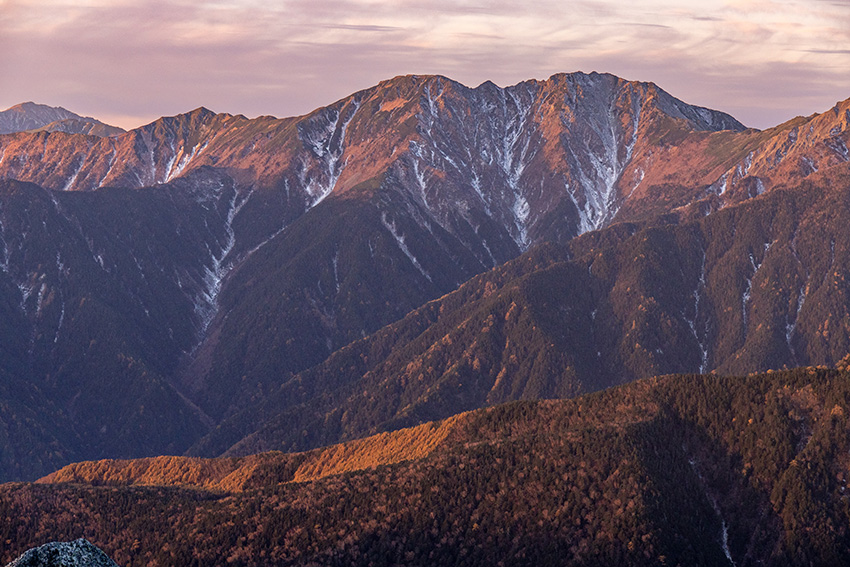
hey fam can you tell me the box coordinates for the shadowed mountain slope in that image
[193,161,850,457]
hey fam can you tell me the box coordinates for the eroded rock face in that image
[5,539,118,567]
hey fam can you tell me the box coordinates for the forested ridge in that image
[3,365,850,566]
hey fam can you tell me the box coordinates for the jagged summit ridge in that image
[0,73,746,241]
[0,72,758,321]
[387,71,745,246]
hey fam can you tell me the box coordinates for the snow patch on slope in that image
[165,140,209,183]
[61,158,84,191]
[786,233,809,362]
[194,186,254,337]
[298,100,361,207]
[499,89,536,249]
[685,250,709,373]
[742,241,773,332]
[381,212,432,281]
[565,85,641,235]
[686,456,736,566]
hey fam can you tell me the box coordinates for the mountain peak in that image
[5,101,73,114]
[374,73,455,93]
[0,102,81,134]
[143,106,223,126]
[0,102,121,136]
[188,106,218,117]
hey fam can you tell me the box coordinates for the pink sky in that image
[1,0,849,130]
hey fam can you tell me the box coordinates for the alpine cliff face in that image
[0,73,848,482]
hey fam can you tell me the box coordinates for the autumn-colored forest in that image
[3,366,850,566]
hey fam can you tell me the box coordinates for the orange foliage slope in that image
[39,414,464,491]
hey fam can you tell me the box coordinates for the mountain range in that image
[0,73,849,482]
[0,71,849,562]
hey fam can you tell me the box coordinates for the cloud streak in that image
[1,0,848,129]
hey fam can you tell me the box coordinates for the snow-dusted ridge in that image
[405,74,654,257]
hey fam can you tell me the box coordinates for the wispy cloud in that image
[321,24,403,32]
[804,49,850,55]
[1,0,848,129]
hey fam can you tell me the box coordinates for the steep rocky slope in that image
[0,174,228,478]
